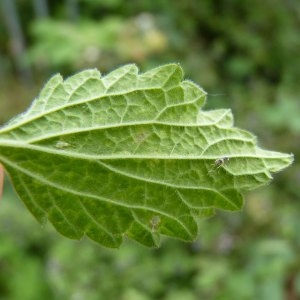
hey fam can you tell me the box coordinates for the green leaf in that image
[0,64,293,248]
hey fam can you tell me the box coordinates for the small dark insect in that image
[214,157,230,168]
[208,156,230,173]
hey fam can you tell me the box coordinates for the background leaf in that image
[0,64,293,248]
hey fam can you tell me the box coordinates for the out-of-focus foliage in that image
[26,15,167,70]
[0,0,299,299]
[1,182,300,299]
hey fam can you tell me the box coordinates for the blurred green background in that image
[0,0,299,299]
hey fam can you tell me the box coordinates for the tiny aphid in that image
[208,156,230,173]
[55,141,71,149]
[150,215,161,232]
[214,157,229,168]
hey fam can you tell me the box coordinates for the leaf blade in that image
[0,64,293,247]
